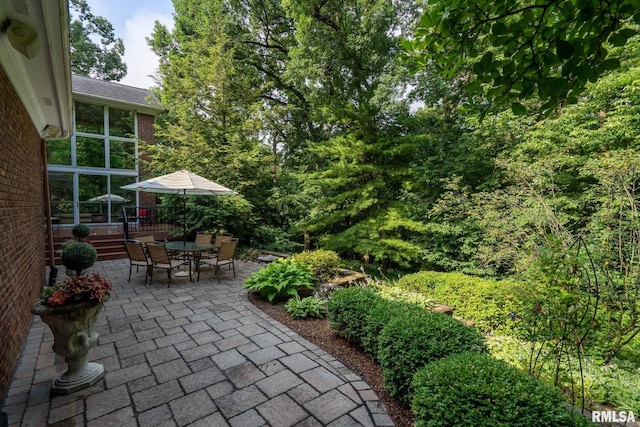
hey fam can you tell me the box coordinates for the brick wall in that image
[0,65,47,403]
[137,113,156,207]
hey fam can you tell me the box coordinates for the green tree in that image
[147,0,275,239]
[402,0,640,116]
[69,0,127,81]
[284,0,427,269]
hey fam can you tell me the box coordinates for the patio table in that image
[164,241,215,281]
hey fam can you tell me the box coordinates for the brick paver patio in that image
[2,259,393,426]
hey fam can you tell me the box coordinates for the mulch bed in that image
[247,292,414,427]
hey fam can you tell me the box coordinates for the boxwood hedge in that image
[378,309,487,402]
[327,286,381,347]
[412,352,594,427]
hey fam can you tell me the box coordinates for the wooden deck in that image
[47,224,175,262]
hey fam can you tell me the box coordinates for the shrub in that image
[72,223,90,239]
[61,242,97,275]
[397,271,538,335]
[285,296,325,319]
[378,309,487,402]
[244,258,315,302]
[291,249,341,282]
[412,352,593,427]
[361,299,425,358]
[327,286,381,346]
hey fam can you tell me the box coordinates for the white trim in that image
[0,0,72,139]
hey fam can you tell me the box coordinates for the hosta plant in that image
[244,258,316,302]
[285,296,325,319]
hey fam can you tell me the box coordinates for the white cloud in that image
[119,9,173,89]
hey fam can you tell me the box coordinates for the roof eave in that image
[0,0,73,140]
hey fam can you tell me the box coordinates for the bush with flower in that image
[40,273,113,307]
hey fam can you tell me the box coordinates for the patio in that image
[2,259,392,426]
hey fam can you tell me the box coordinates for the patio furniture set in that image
[124,232,238,287]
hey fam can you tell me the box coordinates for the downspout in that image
[42,139,57,286]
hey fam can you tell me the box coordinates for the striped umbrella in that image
[121,170,236,242]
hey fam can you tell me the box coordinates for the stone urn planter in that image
[31,274,112,395]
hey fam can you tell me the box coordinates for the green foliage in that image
[61,242,97,275]
[244,259,315,302]
[378,309,487,402]
[361,298,425,357]
[489,336,640,414]
[251,225,304,254]
[291,250,341,282]
[397,271,538,335]
[285,296,325,319]
[402,0,639,115]
[72,223,90,239]
[412,352,594,427]
[326,287,381,347]
[69,0,127,81]
[369,283,435,311]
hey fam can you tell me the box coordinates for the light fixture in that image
[1,19,40,59]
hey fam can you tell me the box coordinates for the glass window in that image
[79,174,109,223]
[75,102,104,134]
[110,140,136,170]
[76,136,105,168]
[47,138,71,165]
[109,107,135,137]
[49,172,74,224]
[110,175,136,220]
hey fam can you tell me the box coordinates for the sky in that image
[84,0,175,89]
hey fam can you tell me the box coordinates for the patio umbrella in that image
[120,170,236,242]
[87,193,129,213]
[87,193,128,203]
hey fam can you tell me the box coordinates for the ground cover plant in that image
[397,271,537,335]
[285,295,325,319]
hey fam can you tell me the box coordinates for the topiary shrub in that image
[327,286,381,347]
[412,352,594,427]
[378,309,487,402]
[361,299,425,358]
[291,249,341,282]
[72,223,90,240]
[61,242,97,276]
[397,271,538,336]
[244,258,316,302]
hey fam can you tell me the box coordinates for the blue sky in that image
[84,0,174,88]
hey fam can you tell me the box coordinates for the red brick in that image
[0,64,47,403]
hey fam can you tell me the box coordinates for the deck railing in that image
[121,205,181,239]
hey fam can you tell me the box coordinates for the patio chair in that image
[198,238,239,282]
[147,242,191,287]
[195,232,213,244]
[124,239,151,284]
[134,234,156,248]
[211,233,233,253]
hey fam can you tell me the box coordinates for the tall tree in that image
[402,0,640,116]
[69,0,127,81]
[286,0,427,268]
[147,0,275,238]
